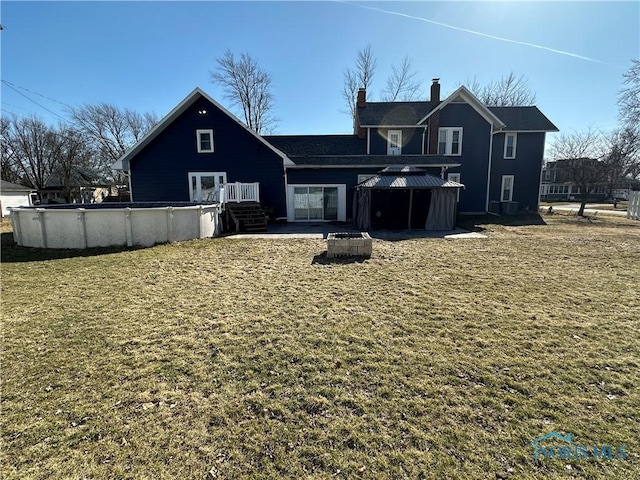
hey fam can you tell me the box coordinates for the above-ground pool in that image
[9,202,222,249]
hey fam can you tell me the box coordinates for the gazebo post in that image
[408,188,414,230]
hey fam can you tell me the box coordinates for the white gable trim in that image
[112,87,293,170]
[418,86,506,130]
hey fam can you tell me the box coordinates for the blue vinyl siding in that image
[130,96,287,217]
[369,127,424,155]
[288,168,378,220]
[438,104,491,213]
[490,132,545,211]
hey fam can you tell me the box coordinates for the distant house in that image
[40,165,113,204]
[1,180,36,217]
[540,158,635,202]
[113,80,557,230]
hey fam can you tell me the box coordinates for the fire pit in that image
[327,232,372,258]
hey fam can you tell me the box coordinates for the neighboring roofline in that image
[112,87,293,170]
[418,86,507,129]
[1,181,36,192]
[286,163,460,169]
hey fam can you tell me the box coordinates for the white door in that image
[387,130,402,155]
[189,172,227,202]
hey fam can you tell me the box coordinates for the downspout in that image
[421,127,427,155]
[126,168,134,202]
[280,160,289,222]
[367,128,370,155]
[537,132,547,211]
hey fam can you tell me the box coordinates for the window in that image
[196,129,214,153]
[501,175,514,202]
[288,185,346,222]
[447,173,461,201]
[504,133,517,159]
[188,172,226,202]
[437,127,463,156]
[387,130,402,155]
[357,174,375,185]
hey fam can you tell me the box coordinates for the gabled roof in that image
[44,165,107,189]
[287,155,460,168]
[357,102,434,126]
[357,166,464,189]
[112,88,291,170]
[487,106,558,132]
[356,86,557,132]
[418,86,506,129]
[264,135,365,156]
[1,180,35,192]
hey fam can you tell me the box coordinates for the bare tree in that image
[210,50,277,134]
[548,128,609,216]
[618,59,640,127]
[381,56,422,102]
[602,126,640,197]
[0,116,21,183]
[68,104,157,198]
[466,72,537,106]
[2,115,61,190]
[342,45,377,119]
[1,115,95,201]
[69,104,158,171]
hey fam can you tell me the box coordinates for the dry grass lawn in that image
[1,214,639,479]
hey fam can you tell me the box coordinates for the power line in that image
[1,80,71,124]
[1,79,72,109]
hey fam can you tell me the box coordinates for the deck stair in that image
[226,202,268,233]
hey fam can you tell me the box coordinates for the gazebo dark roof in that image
[357,167,464,189]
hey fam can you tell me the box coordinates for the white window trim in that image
[387,130,402,155]
[188,171,227,202]
[438,127,463,156]
[504,132,517,159]
[286,184,346,222]
[501,175,514,202]
[447,173,461,201]
[357,174,375,185]
[196,129,214,153]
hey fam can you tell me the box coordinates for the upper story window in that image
[357,174,375,185]
[504,132,517,159]
[196,129,214,153]
[438,127,462,156]
[387,130,402,155]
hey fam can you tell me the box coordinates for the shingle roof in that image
[264,135,365,156]
[357,102,433,126]
[355,101,557,131]
[288,155,460,167]
[487,106,558,131]
[1,180,35,192]
[358,168,464,189]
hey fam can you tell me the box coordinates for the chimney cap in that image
[432,78,440,84]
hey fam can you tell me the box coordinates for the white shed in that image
[1,180,35,217]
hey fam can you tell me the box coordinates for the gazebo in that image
[354,166,464,231]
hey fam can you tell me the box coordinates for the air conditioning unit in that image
[489,201,501,214]
[501,201,519,215]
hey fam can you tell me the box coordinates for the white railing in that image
[628,191,640,220]
[223,182,260,203]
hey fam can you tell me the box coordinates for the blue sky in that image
[1,1,638,153]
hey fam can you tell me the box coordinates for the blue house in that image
[113,80,557,230]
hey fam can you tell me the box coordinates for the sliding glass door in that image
[292,186,342,221]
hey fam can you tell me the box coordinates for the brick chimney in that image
[355,88,366,138]
[430,78,440,104]
[428,79,440,154]
[357,88,366,108]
